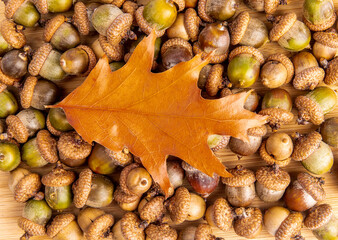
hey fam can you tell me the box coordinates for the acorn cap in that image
[247,125,267,137]
[73,2,90,36]
[303,13,337,32]
[304,204,333,230]
[204,64,224,97]
[5,0,25,18]
[291,131,322,161]
[293,66,324,90]
[85,214,114,240]
[295,95,324,125]
[256,165,290,190]
[173,0,185,12]
[229,11,250,45]
[43,15,66,42]
[47,213,76,238]
[139,196,165,223]
[212,197,233,231]
[234,207,262,238]
[193,42,228,64]
[161,38,193,57]
[258,108,294,130]
[28,43,53,76]
[41,163,76,187]
[197,0,214,23]
[114,186,139,204]
[275,212,303,240]
[264,0,280,14]
[324,57,338,86]
[57,131,92,160]
[297,172,326,202]
[145,224,177,240]
[195,223,215,240]
[77,45,97,76]
[120,212,144,239]
[105,148,133,167]
[119,163,141,195]
[6,115,29,143]
[73,168,93,208]
[32,0,48,14]
[20,76,38,109]
[221,165,255,187]
[14,173,41,202]
[266,53,294,83]
[135,7,166,37]
[259,141,291,167]
[210,135,230,152]
[98,35,124,62]
[0,61,20,86]
[36,130,58,164]
[184,8,200,42]
[107,13,133,46]
[269,13,297,42]
[0,19,26,49]
[229,46,264,65]
[313,32,338,49]
[18,217,45,236]
[0,83,6,93]
[167,187,191,224]
[46,115,62,137]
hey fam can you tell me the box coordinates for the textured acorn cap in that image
[264,0,280,14]
[5,0,26,18]
[313,32,338,49]
[193,42,228,64]
[247,125,267,137]
[295,95,324,125]
[73,168,93,208]
[256,165,290,190]
[210,135,230,152]
[267,53,294,83]
[304,204,333,230]
[195,223,215,240]
[107,13,133,46]
[46,114,62,137]
[167,187,191,224]
[6,115,29,143]
[36,130,58,164]
[297,172,326,202]
[259,108,294,129]
[0,61,20,86]
[0,83,6,93]
[229,11,250,45]
[47,213,76,238]
[57,131,92,160]
[293,66,324,90]
[77,45,97,76]
[120,212,145,239]
[259,141,291,167]
[212,197,233,231]
[114,186,139,204]
[28,43,53,76]
[275,212,303,240]
[135,7,166,37]
[105,148,133,167]
[139,196,165,223]
[304,13,337,32]
[161,38,193,56]
[15,173,41,202]
[229,46,264,65]
[172,0,185,12]
[0,19,26,49]
[324,57,338,86]
[197,0,214,23]
[32,0,48,14]
[42,163,76,187]
[85,214,114,240]
[119,163,141,195]
[221,165,255,187]
[73,2,90,36]
[43,15,66,42]
[18,217,45,236]
[145,224,177,240]
[184,8,200,42]
[269,13,297,42]
[234,207,262,238]
[98,35,124,62]
[20,76,38,109]
[291,131,322,161]
[205,64,224,97]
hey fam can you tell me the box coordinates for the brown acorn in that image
[72,2,101,35]
[145,224,178,240]
[0,19,26,49]
[244,0,286,14]
[114,186,141,211]
[92,35,124,62]
[178,223,222,240]
[324,57,338,86]
[18,216,46,238]
[57,131,92,167]
[122,1,139,25]
[166,158,185,193]
[104,147,133,167]
[33,0,73,14]
[47,213,83,240]
[205,197,233,232]
[227,88,260,112]
[313,31,338,66]
[161,38,193,70]
[138,196,166,226]
[112,212,145,240]
[321,117,338,147]
[203,64,226,97]
[198,0,237,22]
[1,47,31,81]
[233,207,262,239]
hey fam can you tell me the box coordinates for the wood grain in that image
[0,0,338,239]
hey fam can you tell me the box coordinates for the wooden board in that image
[0,0,338,239]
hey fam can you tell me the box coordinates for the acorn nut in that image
[47,107,73,135]
[88,143,119,175]
[230,88,260,112]
[166,158,185,192]
[1,47,31,80]
[33,0,73,14]
[207,134,230,152]
[198,0,237,22]
[0,89,18,118]
[244,0,286,14]
[324,57,338,86]
[313,31,338,66]
[0,141,20,172]
[112,212,145,240]
[72,2,100,35]
[161,38,193,70]
[92,35,124,62]
[145,224,177,240]
[47,213,83,240]
[114,186,142,211]
[0,19,26,50]
[5,0,40,27]
[320,117,338,147]
[205,197,233,232]
[178,223,222,240]
[138,196,165,226]
[233,207,263,239]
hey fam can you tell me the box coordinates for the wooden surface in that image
[0,0,338,239]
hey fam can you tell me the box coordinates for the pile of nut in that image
[0,0,338,238]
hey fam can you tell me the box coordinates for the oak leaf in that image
[52,32,267,196]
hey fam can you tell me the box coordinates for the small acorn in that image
[233,207,262,239]
[166,158,185,192]
[47,213,83,240]
[0,89,18,118]
[221,165,256,207]
[230,88,260,112]
[198,0,237,22]
[72,2,101,36]
[145,224,178,240]
[88,143,118,175]
[313,31,338,66]
[320,117,338,147]
[259,88,294,130]
[227,46,264,88]
[303,0,336,31]
[193,22,230,64]
[0,19,26,50]
[182,161,219,198]
[229,11,269,48]
[47,107,73,136]
[57,131,92,167]
[1,47,31,81]
[324,57,338,86]
[138,196,165,226]
[166,9,200,41]
[205,197,233,232]
[114,186,142,211]
[5,0,40,27]
[284,172,326,212]
[28,43,67,82]
[112,212,145,240]
[161,38,193,70]
[42,162,75,210]
[304,204,338,240]
[260,53,294,89]
[0,141,20,172]
[201,64,228,97]
[264,206,304,239]
[269,12,311,52]
[92,35,124,62]
[292,131,334,175]
[295,86,337,125]
[244,0,286,14]
[178,223,222,240]
[255,165,291,202]
[33,0,73,14]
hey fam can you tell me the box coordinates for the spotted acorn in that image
[161,38,193,70]
[244,0,286,14]
[47,213,83,240]
[112,212,145,240]
[198,0,237,22]
[205,197,233,232]
[145,224,178,240]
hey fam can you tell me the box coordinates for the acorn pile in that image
[0,0,338,239]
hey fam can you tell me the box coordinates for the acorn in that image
[324,57,338,86]
[264,206,304,239]
[88,143,118,175]
[21,130,58,168]
[198,0,237,22]
[105,147,134,167]
[269,12,311,52]
[112,212,145,240]
[73,168,114,208]
[28,43,67,82]
[178,223,222,240]
[320,117,338,147]
[0,89,18,118]
[1,47,31,81]
[303,0,336,31]
[114,186,142,211]
[227,46,264,88]
[259,132,293,167]
[193,22,230,63]
[42,162,75,210]
[33,0,73,14]
[8,168,42,202]
[138,196,165,226]
[255,165,291,202]
[205,197,233,232]
[201,64,227,97]
[260,53,294,89]
[0,141,20,172]
[145,224,177,240]
[0,19,26,50]
[72,2,101,36]
[161,38,193,70]
[166,9,200,41]
[92,35,124,62]
[207,134,230,152]
[182,161,219,198]
[166,158,185,192]
[20,77,59,110]
[259,88,294,130]
[304,204,338,240]
[0,32,13,56]
[198,64,212,90]
[110,61,125,71]
[284,172,326,212]
[5,0,40,27]
[292,131,334,175]
[47,213,83,240]
[295,86,337,125]
[122,1,138,25]
[167,187,206,224]
[57,131,92,167]
[229,11,269,48]
[313,31,338,66]
[230,88,260,112]
[221,165,256,207]
[47,107,73,136]
[244,0,286,14]
[233,207,262,239]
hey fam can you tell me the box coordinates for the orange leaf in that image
[51,32,267,197]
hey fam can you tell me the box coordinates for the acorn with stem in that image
[47,213,83,240]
